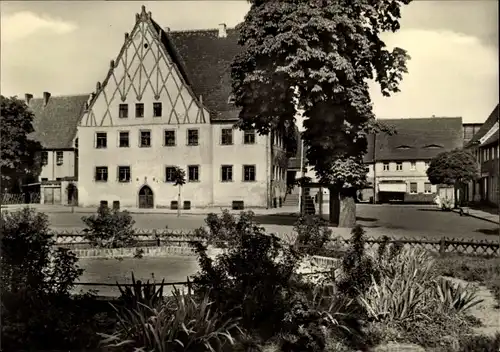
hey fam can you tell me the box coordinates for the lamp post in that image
[298,139,305,215]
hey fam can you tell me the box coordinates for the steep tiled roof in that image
[28,95,89,149]
[151,19,242,121]
[363,117,464,163]
[466,104,499,148]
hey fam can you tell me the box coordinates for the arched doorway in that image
[138,185,154,209]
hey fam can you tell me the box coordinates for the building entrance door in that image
[138,185,154,209]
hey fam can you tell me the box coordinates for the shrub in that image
[191,230,303,338]
[336,225,380,299]
[203,210,266,248]
[81,205,136,248]
[0,207,108,350]
[294,215,332,256]
[100,288,241,352]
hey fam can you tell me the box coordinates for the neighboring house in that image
[76,6,287,209]
[464,104,499,206]
[363,117,464,203]
[26,92,88,205]
[463,123,483,146]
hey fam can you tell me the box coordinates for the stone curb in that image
[451,208,499,225]
[73,245,196,258]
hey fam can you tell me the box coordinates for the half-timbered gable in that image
[75,5,287,209]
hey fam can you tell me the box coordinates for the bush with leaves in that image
[203,209,266,248]
[81,205,136,248]
[336,225,381,299]
[191,216,303,338]
[1,207,113,350]
[294,215,332,256]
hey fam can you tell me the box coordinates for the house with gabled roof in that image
[25,92,88,204]
[76,5,288,209]
[464,104,499,206]
[362,117,464,203]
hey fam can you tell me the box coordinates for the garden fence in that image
[52,229,500,256]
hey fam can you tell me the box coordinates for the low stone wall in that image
[73,245,196,258]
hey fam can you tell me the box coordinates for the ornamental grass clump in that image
[99,288,241,352]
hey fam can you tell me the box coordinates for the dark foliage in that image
[1,207,114,350]
[81,205,136,248]
[458,333,500,352]
[0,95,43,192]
[294,215,332,256]
[427,149,479,186]
[337,225,380,298]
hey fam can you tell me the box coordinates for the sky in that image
[0,0,498,125]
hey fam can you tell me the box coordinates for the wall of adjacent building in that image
[366,160,438,202]
[39,150,76,181]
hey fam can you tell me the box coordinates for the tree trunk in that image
[177,185,181,217]
[338,188,357,228]
[328,187,340,226]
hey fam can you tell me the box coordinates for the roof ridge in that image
[169,27,236,34]
[30,93,90,99]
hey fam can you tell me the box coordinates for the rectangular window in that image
[396,162,403,171]
[95,166,108,182]
[410,161,416,170]
[221,128,233,145]
[424,182,432,194]
[221,165,233,182]
[140,131,151,147]
[119,104,128,118]
[119,131,129,147]
[187,129,199,146]
[96,132,107,149]
[118,166,131,182]
[383,162,389,171]
[41,151,48,166]
[164,130,175,146]
[41,178,48,181]
[165,167,176,182]
[135,103,144,118]
[188,165,199,182]
[244,130,256,144]
[56,151,63,165]
[410,182,417,194]
[243,165,256,181]
[153,102,162,117]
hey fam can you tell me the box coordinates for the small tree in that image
[81,206,136,248]
[0,96,43,193]
[171,166,186,217]
[426,149,479,207]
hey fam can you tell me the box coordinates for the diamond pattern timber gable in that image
[80,7,207,127]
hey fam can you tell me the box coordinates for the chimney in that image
[218,23,227,38]
[164,27,170,32]
[43,92,51,106]
[25,93,33,105]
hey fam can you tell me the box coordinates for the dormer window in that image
[228,95,236,104]
[423,144,443,149]
[397,145,411,149]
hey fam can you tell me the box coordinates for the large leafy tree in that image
[0,96,42,193]
[427,149,479,206]
[231,0,410,227]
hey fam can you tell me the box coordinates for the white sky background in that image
[0,1,498,124]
